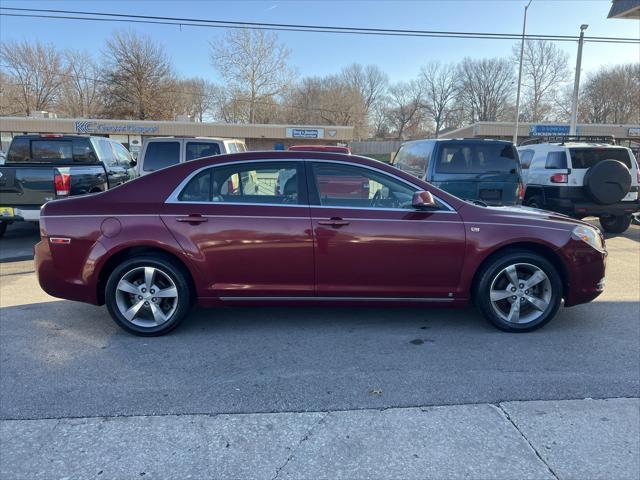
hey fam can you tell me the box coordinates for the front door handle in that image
[176,215,208,224]
[318,217,350,228]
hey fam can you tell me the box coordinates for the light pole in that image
[513,0,533,146]
[569,24,588,136]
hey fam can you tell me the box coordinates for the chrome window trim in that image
[165,158,456,212]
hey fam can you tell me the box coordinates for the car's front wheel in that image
[599,214,632,234]
[475,251,562,332]
[105,255,192,336]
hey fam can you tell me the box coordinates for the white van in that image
[137,137,247,176]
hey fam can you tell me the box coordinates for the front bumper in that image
[559,238,607,307]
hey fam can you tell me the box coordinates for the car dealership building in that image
[0,116,354,156]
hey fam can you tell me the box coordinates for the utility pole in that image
[569,24,588,135]
[513,0,533,146]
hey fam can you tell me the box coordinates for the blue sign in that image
[529,124,580,136]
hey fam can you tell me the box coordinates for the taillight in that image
[54,169,70,196]
[516,182,525,201]
[550,173,568,183]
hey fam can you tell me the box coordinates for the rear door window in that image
[143,141,180,172]
[570,148,632,169]
[518,149,534,169]
[92,138,118,167]
[186,142,221,161]
[545,152,567,169]
[226,142,238,154]
[435,143,518,174]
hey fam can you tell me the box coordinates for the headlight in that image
[572,225,604,251]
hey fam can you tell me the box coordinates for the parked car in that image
[517,136,640,233]
[289,145,352,154]
[137,137,247,176]
[35,151,606,336]
[393,138,525,206]
[0,134,135,238]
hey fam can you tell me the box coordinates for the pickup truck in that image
[0,134,136,237]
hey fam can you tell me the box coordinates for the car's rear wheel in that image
[599,214,632,234]
[475,251,562,332]
[105,255,192,336]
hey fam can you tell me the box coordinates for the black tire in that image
[475,250,563,332]
[0,221,7,238]
[599,214,632,234]
[525,195,543,210]
[105,255,193,336]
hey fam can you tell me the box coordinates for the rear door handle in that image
[318,218,350,227]
[176,215,208,224]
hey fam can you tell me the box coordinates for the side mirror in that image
[412,190,437,210]
[129,159,137,168]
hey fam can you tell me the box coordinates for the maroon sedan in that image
[35,151,607,336]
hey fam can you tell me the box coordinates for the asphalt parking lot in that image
[0,220,638,421]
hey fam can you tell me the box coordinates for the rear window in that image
[7,137,97,164]
[186,142,221,161]
[435,143,518,174]
[143,141,180,172]
[570,148,632,169]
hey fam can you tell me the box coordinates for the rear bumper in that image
[0,207,41,222]
[547,198,639,217]
[558,239,607,307]
[35,238,101,305]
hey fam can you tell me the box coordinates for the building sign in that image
[286,128,324,139]
[628,127,640,137]
[75,121,159,135]
[529,124,574,136]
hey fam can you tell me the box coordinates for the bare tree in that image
[514,39,570,122]
[457,57,514,123]
[341,64,388,112]
[579,63,640,124]
[175,78,219,122]
[385,80,423,140]
[419,61,458,137]
[57,50,102,118]
[101,31,176,120]
[0,40,65,115]
[210,29,292,123]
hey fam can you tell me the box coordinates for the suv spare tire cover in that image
[583,159,632,205]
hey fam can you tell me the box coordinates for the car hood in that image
[461,203,595,230]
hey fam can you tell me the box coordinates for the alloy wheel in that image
[115,266,179,327]
[489,263,552,325]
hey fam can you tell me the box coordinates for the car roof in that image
[519,142,628,149]
[145,136,241,142]
[402,138,513,145]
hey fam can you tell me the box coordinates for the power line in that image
[1,7,639,44]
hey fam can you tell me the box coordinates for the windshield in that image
[435,143,519,174]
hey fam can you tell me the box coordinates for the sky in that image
[1,0,639,84]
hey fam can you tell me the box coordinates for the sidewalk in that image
[1,398,638,479]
